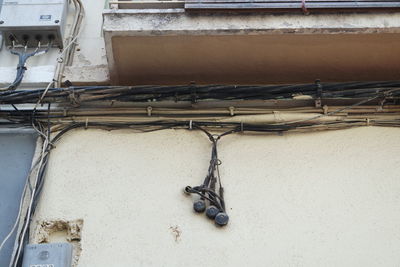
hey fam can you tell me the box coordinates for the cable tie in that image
[366,118,370,126]
[189,120,193,130]
[315,79,322,108]
[68,88,79,106]
[273,111,283,122]
[229,106,235,116]
[85,118,89,129]
[190,82,197,104]
[240,122,244,133]
[323,105,328,115]
[147,106,153,117]
[48,142,56,149]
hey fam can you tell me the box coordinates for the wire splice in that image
[0,41,52,92]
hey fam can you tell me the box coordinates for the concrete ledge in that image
[103,11,400,85]
[103,11,400,34]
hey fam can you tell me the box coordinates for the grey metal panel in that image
[22,243,73,267]
[0,133,37,267]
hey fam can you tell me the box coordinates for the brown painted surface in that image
[111,33,400,85]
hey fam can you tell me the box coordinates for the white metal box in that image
[0,0,67,48]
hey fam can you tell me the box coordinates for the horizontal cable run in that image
[1,81,400,105]
[1,80,400,132]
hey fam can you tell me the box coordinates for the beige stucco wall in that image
[33,126,400,266]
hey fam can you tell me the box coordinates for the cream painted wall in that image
[34,127,400,267]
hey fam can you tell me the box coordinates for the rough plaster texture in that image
[34,127,400,267]
[103,11,400,33]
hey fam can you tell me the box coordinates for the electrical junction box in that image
[22,243,73,267]
[0,0,67,48]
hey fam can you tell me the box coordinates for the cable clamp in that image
[229,106,235,116]
[273,111,283,122]
[323,105,328,115]
[315,79,322,108]
[147,106,153,117]
[190,82,197,104]
[68,88,80,107]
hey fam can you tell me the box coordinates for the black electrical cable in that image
[0,42,52,92]
[184,124,237,226]
[2,81,400,104]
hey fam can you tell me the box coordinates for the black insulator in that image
[183,186,191,195]
[193,200,206,213]
[215,212,229,226]
[206,205,219,219]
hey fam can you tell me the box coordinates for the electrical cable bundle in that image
[184,124,235,226]
[4,119,52,267]
[0,41,52,92]
[1,80,400,105]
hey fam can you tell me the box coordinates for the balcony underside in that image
[103,12,400,85]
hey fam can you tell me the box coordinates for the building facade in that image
[1,1,400,266]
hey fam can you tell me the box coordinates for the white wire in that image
[34,81,54,110]
[7,113,51,266]
[6,1,85,264]
[0,176,29,255]
[55,0,85,87]
[11,138,49,267]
